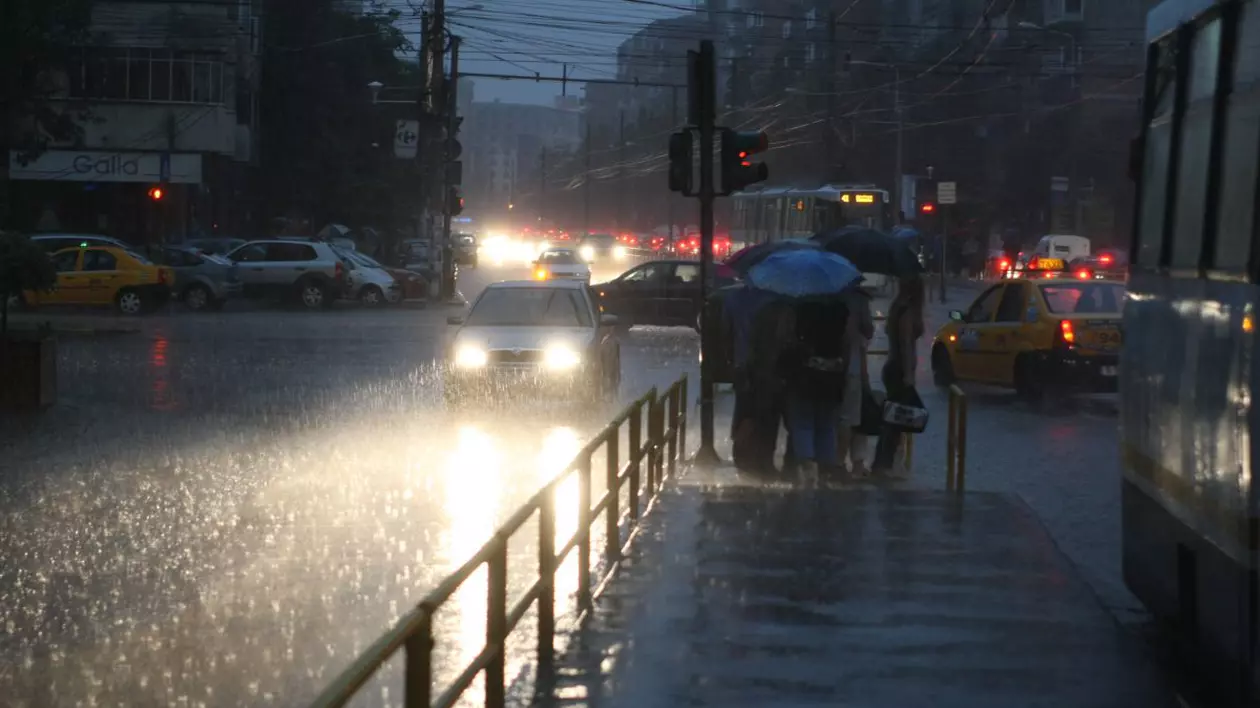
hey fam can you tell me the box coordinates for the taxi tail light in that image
[1056,319,1076,347]
[998,259,1010,271]
[1076,268,1092,280]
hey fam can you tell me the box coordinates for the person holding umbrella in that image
[747,249,862,479]
[872,275,927,475]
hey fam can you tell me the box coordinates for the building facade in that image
[462,99,582,217]
[5,0,262,244]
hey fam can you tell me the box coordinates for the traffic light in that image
[449,187,463,215]
[719,128,769,195]
[147,186,164,201]
[668,130,694,195]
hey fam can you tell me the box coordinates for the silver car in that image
[444,280,621,405]
[161,245,242,311]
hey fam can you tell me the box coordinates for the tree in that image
[259,1,415,232]
[0,232,57,335]
[1,0,96,224]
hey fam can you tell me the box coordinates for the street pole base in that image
[692,444,722,470]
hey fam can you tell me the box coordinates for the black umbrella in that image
[811,226,924,276]
[724,238,819,274]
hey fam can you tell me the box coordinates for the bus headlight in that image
[544,344,582,370]
[454,346,488,368]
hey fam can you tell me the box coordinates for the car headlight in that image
[613,245,628,259]
[579,246,595,261]
[454,345,488,368]
[544,344,582,370]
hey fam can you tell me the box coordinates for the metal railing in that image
[946,384,968,491]
[309,376,689,708]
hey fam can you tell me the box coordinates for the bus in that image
[1123,0,1260,703]
[729,184,892,250]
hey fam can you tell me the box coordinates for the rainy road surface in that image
[0,266,1132,707]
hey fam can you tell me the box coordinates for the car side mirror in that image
[949,310,964,322]
[447,315,464,326]
[600,313,619,327]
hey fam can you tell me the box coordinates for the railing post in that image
[577,451,593,612]
[486,537,507,708]
[403,610,432,708]
[628,401,642,521]
[956,392,968,492]
[650,397,665,491]
[605,430,621,561]
[666,384,679,479]
[947,387,958,492]
[537,488,556,681]
[679,376,688,459]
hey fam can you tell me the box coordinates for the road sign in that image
[394,120,419,159]
[937,181,957,205]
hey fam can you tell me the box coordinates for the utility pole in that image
[539,146,546,223]
[893,67,904,224]
[668,87,678,238]
[617,109,625,229]
[440,35,460,300]
[827,12,838,182]
[583,125,591,237]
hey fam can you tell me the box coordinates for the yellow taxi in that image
[930,276,1124,399]
[25,245,174,315]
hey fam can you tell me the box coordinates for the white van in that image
[1033,234,1091,264]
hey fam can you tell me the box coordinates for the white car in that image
[344,251,402,305]
[444,280,621,405]
[532,248,591,282]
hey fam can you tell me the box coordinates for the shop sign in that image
[8,150,202,184]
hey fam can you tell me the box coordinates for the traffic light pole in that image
[695,40,719,468]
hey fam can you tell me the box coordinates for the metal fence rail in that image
[310,376,689,708]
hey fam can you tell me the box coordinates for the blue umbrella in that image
[891,225,921,240]
[747,249,861,299]
[724,238,818,274]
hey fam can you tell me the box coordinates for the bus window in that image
[1136,37,1179,268]
[1170,17,1222,270]
[1212,3,1260,274]
[814,200,839,233]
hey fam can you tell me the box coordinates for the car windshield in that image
[1040,283,1125,314]
[539,251,580,264]
[466,288,592,327]
[583,233,615,244]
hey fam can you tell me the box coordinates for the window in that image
[674,264,700,283]
[805,43,816,63]
[68,48,225,104]
[621,263,669,284]
[229,244,266,262]
[466,288,592,327]
[1040,283,1124,314]
[805,8,817,30]
[51,251,80,273]
[1212,3,1260,273]
[82,250,117,271]
[265,243,316,262]
[782,20,793,39]
[1171,18,1222,270]
[964,286,1003,323]
[1044,0,1084,24]
[994,285,1027,322]
[1136,38,1179,268]
[746,11,764,28]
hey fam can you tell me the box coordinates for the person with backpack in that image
[780,298,852,479]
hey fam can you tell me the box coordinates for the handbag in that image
[881,387,929,434]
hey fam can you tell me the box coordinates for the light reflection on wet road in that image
[0,263,696,706]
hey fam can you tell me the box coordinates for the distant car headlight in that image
[454,345,488,368]
[579,246,596,261]
[544,344,582,370]
[613,245,628,259]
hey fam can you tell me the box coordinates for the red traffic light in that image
[147,186,164,201]
[920,202,936,213]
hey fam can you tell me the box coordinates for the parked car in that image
[224,239,351,309]
[159,245,242,311]
[30,233,128,253]
[596,259,736,329]
[186,237,248,256]
[24,246,173,314]
[343,251,402,305]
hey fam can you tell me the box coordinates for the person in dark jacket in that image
[723,284,780,474]
[872,276,926,474]
[781,299,851,479]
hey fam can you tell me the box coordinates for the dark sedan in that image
[595,259,736,329]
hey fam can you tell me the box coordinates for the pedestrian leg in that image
[813,402,841,470]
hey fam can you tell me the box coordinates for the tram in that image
[728,184,892,249]
[1122,0,1260,704]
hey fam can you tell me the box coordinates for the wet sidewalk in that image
[543,485,1181,708]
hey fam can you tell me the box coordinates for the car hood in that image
[454,326,594,351]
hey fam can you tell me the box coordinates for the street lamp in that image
[367,80,384,104]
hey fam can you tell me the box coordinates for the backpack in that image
[785,301,851,400]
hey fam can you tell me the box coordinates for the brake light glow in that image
[1043,271,1056,279]
[1100,254,1113,264]
[1028,257,1039,270]
[999,259,1010,271]
[1060,320,1075,344]
[1077,268,1092,280]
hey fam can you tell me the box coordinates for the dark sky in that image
[396,0,688,106]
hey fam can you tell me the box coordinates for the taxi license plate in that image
[1101,366,1117,377]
